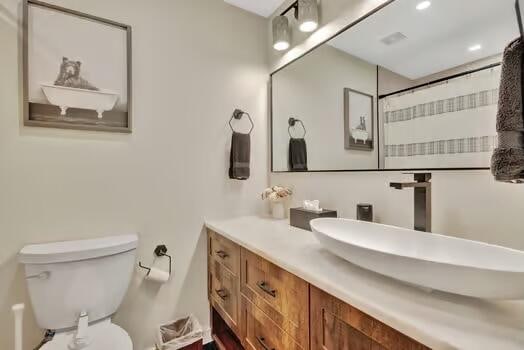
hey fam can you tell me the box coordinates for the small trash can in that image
[156,315,203,350]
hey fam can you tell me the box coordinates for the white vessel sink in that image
[311,218,524,300]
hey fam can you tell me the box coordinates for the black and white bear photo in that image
[54,57,99,91]
[25,0,130,131]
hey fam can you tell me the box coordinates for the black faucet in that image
[390,173,432,232]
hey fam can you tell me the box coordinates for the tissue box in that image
[290,207,337,231]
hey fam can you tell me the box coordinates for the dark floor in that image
[204,342,217,350]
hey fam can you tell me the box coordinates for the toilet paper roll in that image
[146,268,170,283]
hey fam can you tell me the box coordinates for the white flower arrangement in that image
[261,185,292,202]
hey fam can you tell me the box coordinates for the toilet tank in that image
[19,234,138,331]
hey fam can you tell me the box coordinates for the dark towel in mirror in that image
[289,138,308,171]
[491,37,524,183]
[229,132,250,180]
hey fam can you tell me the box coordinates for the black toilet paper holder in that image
[138,244,172,276]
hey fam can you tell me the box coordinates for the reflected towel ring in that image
[288,117,306,138]
[229,109,254,135]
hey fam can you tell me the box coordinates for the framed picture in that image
[344,88,374,151]
[23,0,132,133]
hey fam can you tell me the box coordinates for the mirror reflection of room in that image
[272,43,379,171]
[271,0,517,172]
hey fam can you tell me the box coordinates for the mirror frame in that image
[270,0,494,173]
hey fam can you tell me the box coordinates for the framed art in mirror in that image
[344,88,374,151]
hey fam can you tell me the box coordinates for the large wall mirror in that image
[271,0,519,172]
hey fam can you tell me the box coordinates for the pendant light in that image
[272,0,320,51]
[298,0,319,33]
[272,15,291,51]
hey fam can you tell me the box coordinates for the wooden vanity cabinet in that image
[207,230,431,350]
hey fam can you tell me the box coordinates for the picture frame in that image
[344,88,374,151]
[23,0,132,133]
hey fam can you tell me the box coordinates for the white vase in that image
[271,200,286,219]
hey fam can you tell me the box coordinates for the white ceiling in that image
[224,0,285,17]
[329,0,519,79]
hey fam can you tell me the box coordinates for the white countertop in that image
[205,216,524,350]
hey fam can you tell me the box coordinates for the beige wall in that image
[0,0,268,349]
[269,0,524,249]
[272,170,524,249]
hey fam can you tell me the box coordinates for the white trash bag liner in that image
[156,315,203,349]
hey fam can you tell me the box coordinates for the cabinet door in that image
[310,286,430,350]
[242,296,303,350]
[210,259,240,335]
[241,248,309,348]
[209,230,240,276]
[311,285,371,350]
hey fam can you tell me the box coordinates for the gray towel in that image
[229,132,250,180]
[491,37,524,183]
[289,138,308,171]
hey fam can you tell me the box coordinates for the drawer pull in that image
[215,250,229,259]
[215,289,229,300]
[256,336,275,350]
[257,281,277,298]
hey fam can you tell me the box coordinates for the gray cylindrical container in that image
[357,204,373,222]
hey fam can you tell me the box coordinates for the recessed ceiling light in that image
[416,1,431,10]
[469,44,482,52]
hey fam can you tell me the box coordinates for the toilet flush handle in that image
[69,311,89,349]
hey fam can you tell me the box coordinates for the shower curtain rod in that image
[378,63,501,100]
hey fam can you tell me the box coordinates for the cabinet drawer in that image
[210,259,240,336]
[242,296,302,350]
[241,249,309,348]
[209,230,240,276]
[310,286,430,350]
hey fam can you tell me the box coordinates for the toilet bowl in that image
[19,234,138,350]
[40,319,132,350]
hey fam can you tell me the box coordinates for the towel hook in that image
[229,109,254,135]
[138,244,172,276]
[517,0,524,37]
[288,117,306,138]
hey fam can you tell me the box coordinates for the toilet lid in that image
[41,320,132,350]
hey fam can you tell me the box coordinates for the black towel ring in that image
[517,0,524,37]
[288,117,306,138]
[229,109,254,135]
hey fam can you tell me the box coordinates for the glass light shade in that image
[298,0,319,33]
[272,16,291,51]
[274,41,290,51]
[468,44,482,52]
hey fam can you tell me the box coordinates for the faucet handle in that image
[69,311,89,349]
[414,173,431,182]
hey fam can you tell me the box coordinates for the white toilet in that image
[19,234,138,350]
